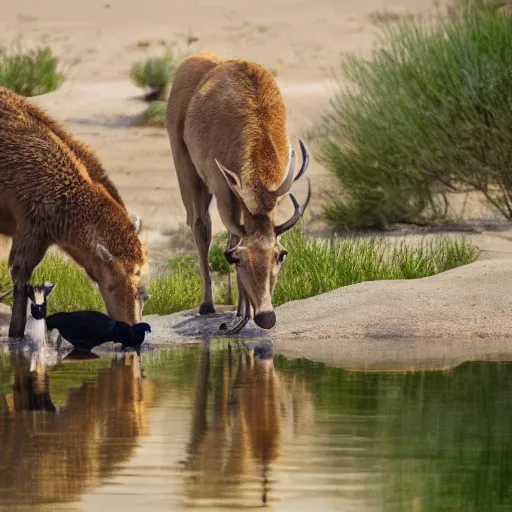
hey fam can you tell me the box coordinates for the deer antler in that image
[272,139,309,197]
[274,178,311,236]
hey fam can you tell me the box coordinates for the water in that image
[0,341,511,511]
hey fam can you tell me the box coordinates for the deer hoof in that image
[199,303,216,315]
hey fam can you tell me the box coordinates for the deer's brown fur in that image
[166,52,310,331]
[0,88,147,337]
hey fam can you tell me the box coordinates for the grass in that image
[139,101,166,127]
[130,51,177,100]
[273,229,478,305]
[0,230,478,315]
[317,0,512,230]
[0,45,64,97]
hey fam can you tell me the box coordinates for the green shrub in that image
[140,102,166,127]
[130,53,177,99]
[0,45,64,97]
[318,1,512,230]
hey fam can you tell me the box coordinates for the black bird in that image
[46,310,152,355]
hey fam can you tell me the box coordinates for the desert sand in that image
[139,258,512,371]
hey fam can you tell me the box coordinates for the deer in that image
[0,87,148,339]
[166,52,311,334]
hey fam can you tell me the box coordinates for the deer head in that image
[70,214,149,326]
[217,139,311,330]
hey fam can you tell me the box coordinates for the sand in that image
[135,259,512,372]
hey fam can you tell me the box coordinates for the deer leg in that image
[226,198,246,318]
[8,233,48,339]
[170,134,215,316]
[191,192,215,315]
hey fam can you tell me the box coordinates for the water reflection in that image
[0,345,156,509]
[183,341,314,508]
[1,342,512,511]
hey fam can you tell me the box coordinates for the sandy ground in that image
[135,259,512,372]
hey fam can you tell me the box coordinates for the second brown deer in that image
[0,88,148,339]
[166,52,311,333]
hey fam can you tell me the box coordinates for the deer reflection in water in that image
[0,346,157,508]
[183,341,314,508]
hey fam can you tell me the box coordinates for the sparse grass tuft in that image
[0,256,103,314]
[143,268,202,315]
[0,230,478,316]
[139,101,167,127]
[130,51,177,100]
[272,229,479,305]
[368,10,408,24]
[0,45,64,97]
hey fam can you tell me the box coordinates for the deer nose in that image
[254,311,276,330]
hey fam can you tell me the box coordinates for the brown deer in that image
[166,52,311,333]
[0,87,148,339]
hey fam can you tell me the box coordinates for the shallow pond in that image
[0,340,511,511]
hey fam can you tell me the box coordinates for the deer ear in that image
[96,243,113,262]
[130,213,143,234]
[215,159,242,193]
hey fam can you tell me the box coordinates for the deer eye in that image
[278,250,288,263]
[224,250,240,265]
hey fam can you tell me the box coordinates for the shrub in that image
[140,102,166,127]
[0,45,64,97]
[130,52,177,101]
[318,1,512,230]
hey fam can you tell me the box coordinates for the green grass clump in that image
[272,229,478,305]
[0,230,478,315]
[317,0,512,230]
[140,102,166,127]
[0,45,64,97]
[0,256,103,314]
[143,267,202,315]
[130,53,176,99]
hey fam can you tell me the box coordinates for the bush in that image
[140,102,166,127]
[130,52,177,101]
[318,1,512,230]
[0,45,64,97]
